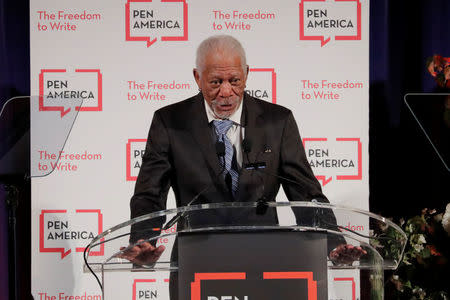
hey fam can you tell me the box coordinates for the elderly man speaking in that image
[122,35,365,296]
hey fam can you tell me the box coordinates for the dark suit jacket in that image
[130,92,332,240]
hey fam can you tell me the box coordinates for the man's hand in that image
[118,239,165,266]
[329,244,367,266]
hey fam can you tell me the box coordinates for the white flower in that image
[413,243,424,253]
[412,287,426,298]
[418,234,426,244]
[442,203,450,236]
[407,223,414,233]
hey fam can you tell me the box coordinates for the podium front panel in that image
[178,230,328,300]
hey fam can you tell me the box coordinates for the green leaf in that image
[405,280,412,289]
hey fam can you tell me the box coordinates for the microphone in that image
[240,142,396,255]
[162,141,226,230]
[245,149,337,227]
[240,138,269,214]
[242,145,332,230]
[242,138,324,214]
[243,139,307,190]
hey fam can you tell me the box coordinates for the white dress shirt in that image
[204,99,245,167]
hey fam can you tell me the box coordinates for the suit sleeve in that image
[279,112,344,252]
[279,111,327,203]
[129,111,172,243]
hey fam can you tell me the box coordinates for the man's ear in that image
[193,68,201,88]
[243,65,249,83]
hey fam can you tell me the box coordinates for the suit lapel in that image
[188,94,226,182]
[237,94,266,201]
[189,93,267,201]
[240,94,266,157]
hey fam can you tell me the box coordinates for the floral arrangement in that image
[385,204,450,299]
[426,54,450,88]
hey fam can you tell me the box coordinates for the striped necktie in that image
[213,120,239,198]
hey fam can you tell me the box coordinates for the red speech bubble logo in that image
[190,272,318,299]
[125,0,188,48]
[302,137,362,186]
[132,278,170,300]
[299,0,361,47]
[334,277,356,300]
[39,209,104,259]
[190,272,317,300]
[191,273,247,300]
[133,279,156,300]
[39,69,103,117]
[126,138,147,181]
[39,69,70,117]
[247,68,277,104]
[264,272,317,300]
[74,69,103,112]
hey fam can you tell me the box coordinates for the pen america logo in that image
[299,0,361,47]
[333,277,357,300]
[133,278,170,300]
[245,68,277,104]
[192,272,317,300]
[125,0,188,47]
[126,139,147,181]
[327,272,359,300]
[39,209,104,259]
[303,137,362,186]
[39,68,102,117]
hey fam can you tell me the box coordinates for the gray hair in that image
[195,35,247,74]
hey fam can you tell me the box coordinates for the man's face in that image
[194,51,248,119]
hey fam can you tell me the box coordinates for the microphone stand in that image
[3,183,20,300]
[242,139,269,215]
[163,141,227,230]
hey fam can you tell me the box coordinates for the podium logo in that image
[299,0,361,46]
[133,278,169,300]
[208,297,248,300]
[39,69,103,117]
[127,139,147,181]
[39,209,104,259]
[192,272,317,300]
[303,137,362,186]
[245,68,276,104]
[125,0,188,47]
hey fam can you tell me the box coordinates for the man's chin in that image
[212,106,236,119]
[214,110,233,119]
[210,98,242,119]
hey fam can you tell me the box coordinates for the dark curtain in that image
[369,0,450,218]
[0,0,30,299]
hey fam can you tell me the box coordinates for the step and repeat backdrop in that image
[30,0,369,299]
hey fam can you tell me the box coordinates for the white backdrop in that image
[30,0,369,299]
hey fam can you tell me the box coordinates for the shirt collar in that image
[204,98,243,125]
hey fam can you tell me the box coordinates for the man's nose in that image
[218,81,232,98]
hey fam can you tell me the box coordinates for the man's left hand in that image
[329,244,367,266]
